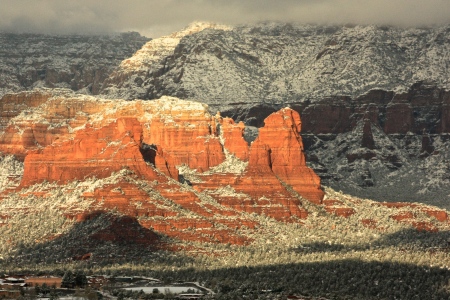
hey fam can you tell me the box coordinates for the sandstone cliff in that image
[0,90,324,246]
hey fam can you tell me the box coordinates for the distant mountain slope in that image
[0,32,149,97]
[100,22,450,117]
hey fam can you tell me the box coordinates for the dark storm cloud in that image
[0,0,449,37]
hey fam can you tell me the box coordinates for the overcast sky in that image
[1,0,449,37]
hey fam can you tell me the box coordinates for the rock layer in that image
[21,117,156,186]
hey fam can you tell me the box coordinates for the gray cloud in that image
[0,0,449,37]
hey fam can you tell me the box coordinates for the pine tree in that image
[74,270,88,288]
[62,270,75,288]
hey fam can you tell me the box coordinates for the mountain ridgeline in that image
[0,31,149,96]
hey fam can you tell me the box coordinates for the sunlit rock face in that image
[21,117,154,186]
[0,91,231,182]
[248,108,324,204]
[0,90,327,245]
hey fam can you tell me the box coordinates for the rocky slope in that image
[0,32,149,97]
[100,22,450,207]
[299,82,450,208]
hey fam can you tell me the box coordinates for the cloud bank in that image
[1,0,449,37]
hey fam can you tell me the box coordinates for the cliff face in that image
[293,82,450,208]
[247,108,323,204]
[101,22,232,100]
[21,117,154,186]
[0,90,324,246]
[296,82,450,135]
[100,23,450,119]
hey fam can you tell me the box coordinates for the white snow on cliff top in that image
[5,89,211,131]
[119,22,232,71]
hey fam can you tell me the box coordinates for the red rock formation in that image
[378,202,417,209]
[216,113,249,160]
[361,219,378,229]
[323,199,344,206]
[374,201,448,232]
[21,117,157,186]
[0,91,54,159]
[298,83,450,136]
[0,91,51,130]
[190,108,324,221]
[421,208,448,222]
[384,101,413,134]
[248,108,324,203]
[323,199,355,217]
[411,221,438,232]
[0,91,336,247]
[146,111,224,173]
[325,207,355,218]
[390,211,415,221]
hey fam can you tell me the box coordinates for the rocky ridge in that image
[0,32,149,97]
[0,90,324,249]
[0,90,448,266]
[101,22,232,100]
[100,22,450,118]
[299,83,450,208]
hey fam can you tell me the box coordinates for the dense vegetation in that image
[2,212,449,299]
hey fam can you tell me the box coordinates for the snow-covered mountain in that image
[0,32,149,97]
[100,22,450,117]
